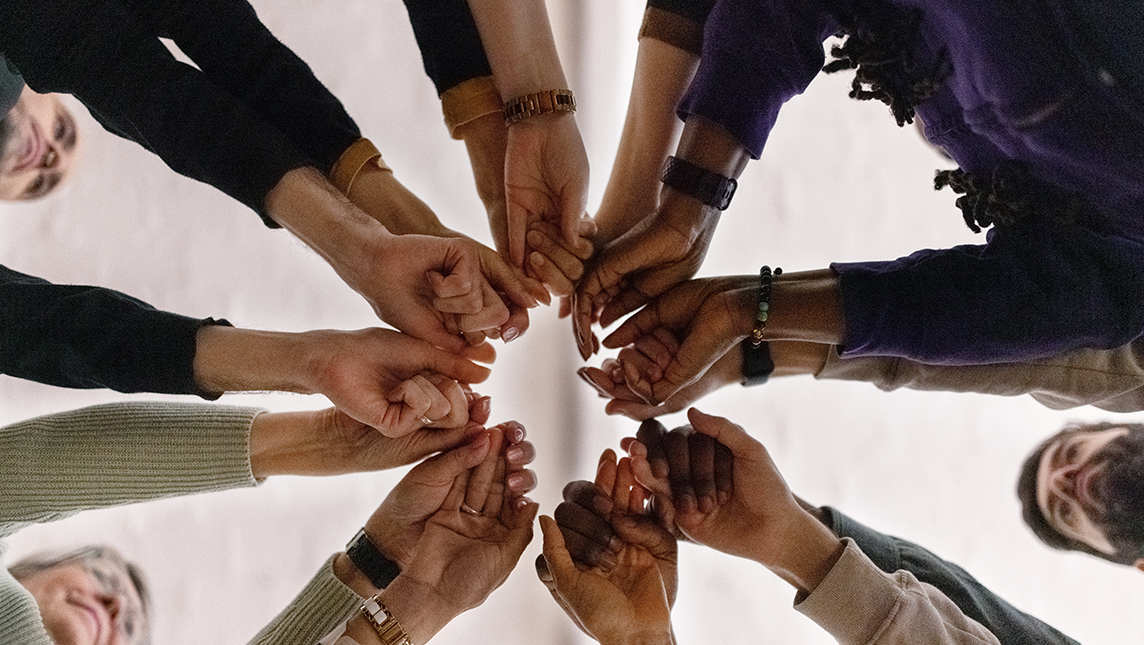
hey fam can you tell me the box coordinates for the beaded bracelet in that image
[749,265,782,347]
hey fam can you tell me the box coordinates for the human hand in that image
[594,276,756,405]
[577,330,742,419]
[294,328,499,436]
[629,409,843,593]
[538,451,677,645]
[573,188,721,359]
[247,392,495,478]
[503,114,590,270]
[364,421,537,570]
[525,216,596,298]
[390,424,539,623]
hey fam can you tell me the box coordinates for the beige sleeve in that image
[816,342,1144,412]
[795,540,1001,645]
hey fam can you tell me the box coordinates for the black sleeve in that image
[402,0,493,95]
[820,507,1082,645]
[0,264,223,397]
[0,0,360,224]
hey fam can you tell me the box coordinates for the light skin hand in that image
[193,326,496,437]
[503,113,591,271]
[346,159,547,342]
[365,422,537,572]
[629,409,844,596]
[247,399,493,479]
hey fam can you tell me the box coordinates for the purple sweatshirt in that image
[680,0,1144,364]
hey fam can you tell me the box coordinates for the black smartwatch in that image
[740,338,775,386]
[661,155,738,210]
[346,529,401,589]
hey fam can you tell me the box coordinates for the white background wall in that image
[2,0,1141,643]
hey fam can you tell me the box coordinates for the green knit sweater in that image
[0,402,362,645]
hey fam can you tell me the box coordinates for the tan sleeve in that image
[440,75,503,139]
[795,540,1001,645]
[817,341,1144,412]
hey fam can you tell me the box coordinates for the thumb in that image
[539,515,575,582]
[686,408,756,457]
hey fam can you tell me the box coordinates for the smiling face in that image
[0,85,79,200]
[18,552,149,645]
[1036,427,1129,555]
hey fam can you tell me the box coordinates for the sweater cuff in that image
[794,538,904,645]
[329,138,392,196]
[639,7,706,55]
[249,555,364,645]
[440,76,503,139]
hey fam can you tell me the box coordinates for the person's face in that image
[0,85,79,200]
[19,555,148,645]
[1037,427,1133,556]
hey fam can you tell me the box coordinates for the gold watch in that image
[503,89,576,126]
[360,596,412,645]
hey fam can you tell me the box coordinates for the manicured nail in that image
[504,420,525,443]
[508,472,525,489]
[503,327,520,343]
[609,535,625,552]
[506,446,523,462]
[477,396,491,417]
[616,516,637,530]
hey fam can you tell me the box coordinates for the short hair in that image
[1016,422,1144,566]
[9,545,152,644]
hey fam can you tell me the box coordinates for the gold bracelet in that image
[503,89,576,126]
[360,596,412,645]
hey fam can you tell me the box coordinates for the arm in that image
[465,0,591,270]
[627,411,1003,645]
[0,263,221,396]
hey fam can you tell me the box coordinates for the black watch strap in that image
[346,529,401,589]
[661,155,738,210]
[740,338,775,386]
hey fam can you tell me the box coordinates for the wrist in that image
[374,575,455,645]
[333,551,381,598]
[758,511,845,596]
[194,326,313,395]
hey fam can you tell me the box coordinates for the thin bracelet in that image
[749,265,782,347]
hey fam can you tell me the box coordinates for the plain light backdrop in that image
[1,0,1140,643]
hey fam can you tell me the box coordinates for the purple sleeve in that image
[834,219,1144,364]
[677,0,839,157]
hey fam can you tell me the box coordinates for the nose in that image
[41,145,59,169]
[1050,463,1079,497]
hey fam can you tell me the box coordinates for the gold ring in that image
[419,415,434,426]
[460,503,481,516]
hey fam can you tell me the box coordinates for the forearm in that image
[597,38,700,243]
[193,326,334,397]
[466,0,569,99]
[752,511,846,597]
[726,269,846,346]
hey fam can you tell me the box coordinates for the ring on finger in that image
[460,502,481,516]
[419,415,435,426]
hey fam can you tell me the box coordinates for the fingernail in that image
[477,397,492,416]
[503,327,520,343]
[505,420,525,443]
[508,472,525,489]
[515,496,532,510]
[616,516,637,530]
[609,535,625,551]
[506,446,523,462]
[577,368,609,396]
[598,551,618,570]
[699,496,714,514]
[719,490,732,505]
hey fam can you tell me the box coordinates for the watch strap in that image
[740,338,775,386]
[346,529,400,589]
[661,155,738,210]
[360,596,413,645]
[503,89,576,126]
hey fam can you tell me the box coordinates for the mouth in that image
[12,121,44,173]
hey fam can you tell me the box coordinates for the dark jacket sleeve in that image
[401,0,492,95]
[0,264,223,397]
[821,507,1082,645]
[0,0,360,224]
